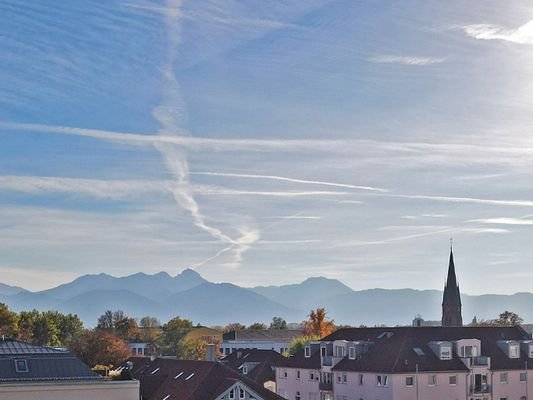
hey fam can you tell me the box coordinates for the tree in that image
[495,311,523,326]
[248,322,267,330]
[17,310,38,342]
[115,317,141,341]
[304,308,335,337]
[56,313,84,346]
[70,330,131,368]
[176,337,208,360]
[0,303,19,338]
[224,322,246,333]
[270,316,287,330]
[139,316,160,342]
[289,335,320,356]
[160,316,193,356]
[97,310,115,330]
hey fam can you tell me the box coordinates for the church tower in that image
[441,246,463,327]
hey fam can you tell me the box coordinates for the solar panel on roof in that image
[413,347,425,356]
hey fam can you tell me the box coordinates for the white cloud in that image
[463,20,533,44]
[367,55,446,66]
[469,217,533,225]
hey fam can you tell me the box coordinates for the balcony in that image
[469,384,491,394]
[471,356,490,366]
[319,381,333,391]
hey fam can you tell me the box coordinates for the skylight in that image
[162,395,171,400]
[413,347,425,356]
[151,367,160,375]
[185,372,195,381]
[14,359,28,373]
[174,372,184,379]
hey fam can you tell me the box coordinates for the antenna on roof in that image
[450,237,453,250]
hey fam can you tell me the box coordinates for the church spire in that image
[442,243,463,326]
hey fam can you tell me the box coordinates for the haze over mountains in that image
[1,270,532,327]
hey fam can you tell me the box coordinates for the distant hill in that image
[3,270,533,327]
[0,282,27,296]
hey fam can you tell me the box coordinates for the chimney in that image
[205,344,216,362]
[150,353,157,362]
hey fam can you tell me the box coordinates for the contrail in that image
[191,171,388,192]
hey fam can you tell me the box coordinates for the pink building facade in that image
[276,326,533,400]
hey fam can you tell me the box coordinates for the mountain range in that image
[1,270,532,327]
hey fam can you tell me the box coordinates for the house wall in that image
[392,372,467,400]
[332,371,393,400]
[0,380,139,400]
[223,341,291,355]
[276,367,320,400]
[492,370,532,400]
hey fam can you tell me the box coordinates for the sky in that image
[1,0,533,294]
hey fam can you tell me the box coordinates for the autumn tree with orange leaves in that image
[304,308,335,337]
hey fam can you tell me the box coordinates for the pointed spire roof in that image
[442,247,461,306]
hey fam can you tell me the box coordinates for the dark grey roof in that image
[442,249,461,307]
[0,339,100,382]
[278,326,531,373]
[223,330,304,342]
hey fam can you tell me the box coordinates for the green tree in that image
[494,311,523,326]
[0,303,19,338]
[288,335,320,356]
[176,337,208,360]
[248,322,267,330]
[270,316,287,330]
[223,322,246,333]
[56,313,84,346]
[160,316,193,356]
[139,316,161,342]
[17,310,39,342]
[32,311,61,346]
[115,317,141,341]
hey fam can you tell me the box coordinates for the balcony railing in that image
[469,384,491,394]
[319,381,333,391]
[471,356,490,366]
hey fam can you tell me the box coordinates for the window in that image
[520,372,527,382]
[305,346,311,358]
[428,375,437,386]
[162,395,171,400]
[343,373,347,383]
[510,345,520,358]
[413,347,425,356]
[174,372,184,379]
[529,345,533,358]
[349,347,356,359]
[376,375,388,386]
[296,370,300,380]
[242,365,248,375]
[321,347,326,357]
[461,345,476,357]
[441,346,452,360]
[335,346,345,357]
[358,374,364,385]
[14,359,28,373]
[337,374,342,383]
[405,376,414,386]
[295,392,301,400]
[500,372,508,384]
[151,367,160,375]
[239,388,245,399]
[310,371,315,381]
[283,370,288,379]
[449,375,457,385]
[185,373,194,381]
[229,389,235,399]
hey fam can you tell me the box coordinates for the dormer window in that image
[529,345,533,358]
[14,359,28,373]
[509,344,520,358]
[461,345,477,357]
[304,346,311,358]
[440,346,452,360]
[349,347,356,360]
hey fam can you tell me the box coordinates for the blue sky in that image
[1,0,533,293]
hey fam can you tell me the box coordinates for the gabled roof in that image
[122,357,285,400]
[0,339,100,382]
[223,330,303,342]
[220,349,286,384]
[277,326,531,373]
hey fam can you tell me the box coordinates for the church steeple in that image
[442,244,463,326]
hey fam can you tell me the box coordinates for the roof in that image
[0,339,100,382]
[121,357,285,400]
[278,326,531,373]
[220,349,286,384]
[223,330,304,342]
[442,249,461,307]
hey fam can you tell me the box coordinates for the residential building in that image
[221,349,287,392]
[222,330,304,356]
[128,342,159,357]
[184,326,223,343]
[121,356,286,400]
[275,325,533,400]
[0,338,139,400]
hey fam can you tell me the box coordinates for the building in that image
[128,342,159,357]
[184,326,223,344]
[275,325,533,400]
[121,356,286,400]
[222,330,304,356]
[0,338,139,400]
[442,247,463,327]
[221,349,287,393]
